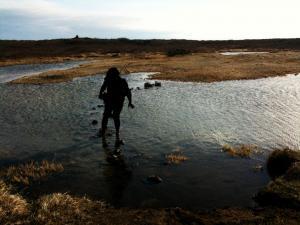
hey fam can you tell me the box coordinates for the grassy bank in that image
[1,149,300,224]
[9,51,300,84]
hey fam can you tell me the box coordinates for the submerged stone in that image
[146,175,163,184]
[92,120,98,125]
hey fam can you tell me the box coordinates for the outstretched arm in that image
[98,80,107,99]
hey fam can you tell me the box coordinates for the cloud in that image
[0,0,170,39]
[1,0,300,40]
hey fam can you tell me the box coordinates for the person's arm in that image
[123,79,134,108]
[98,79,107,99]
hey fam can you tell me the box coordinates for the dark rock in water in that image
[97,105,104,108]
[154,81,162,87]
[92,107,96,110]
[92,120,98,125]
[144,82,154,89]
[267,148,300,179]
[136,87,141,90]
[146,175,163,184]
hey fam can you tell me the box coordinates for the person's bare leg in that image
[113,115,120,140]
[101,106,111,147]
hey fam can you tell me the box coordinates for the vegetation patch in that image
[0,180,30,224]
[165,153,189,165]
[0,160,64,185]
[267,148,300,179]
[36,193,107,225]
[222,144,260,158]
[255,149,300,209]
[166,48,191,57]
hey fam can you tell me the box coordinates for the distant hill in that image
[1,38,300,59]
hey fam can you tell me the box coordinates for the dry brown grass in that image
[0,160,64,185]
[165,148,189,165]
[36,193,107,225]
[0,180,30,224]
[222,144,259,158]
[0,180,299,224]
[9,51,300,84]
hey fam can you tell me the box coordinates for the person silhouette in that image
[99,67,134,146]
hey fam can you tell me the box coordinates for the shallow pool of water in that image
[220,52,269,56]
[0,61,85,83]
[0,68,300,210]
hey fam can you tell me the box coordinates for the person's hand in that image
[128,103,135,109]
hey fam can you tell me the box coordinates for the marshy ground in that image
[1,149,300,225]
[7,51,300,84]
[1,38,300,224]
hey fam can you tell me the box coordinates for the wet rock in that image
[154,81,162,87]
[146,175,163,184]
[144,82,154,89]
[92,120,98,125]
[136,87,141,90]
[92,107,96,110]
[97,105,104,108]
[267,148,300,179]
[253,164,264,172]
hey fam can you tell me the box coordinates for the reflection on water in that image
[0,61,85,83]
[220,52,269,56]
[103,147,132,207]
[0,66,300,209]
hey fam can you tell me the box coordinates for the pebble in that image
[92,120,98,125]
[146,175,163,184]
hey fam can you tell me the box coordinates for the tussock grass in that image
[165,152,189,165]
[267,148,300,179]
[36,193,107,225]
[1,160,64,185]
[0,180,30,224]
[222,144,259,158]
[256,151,300,208]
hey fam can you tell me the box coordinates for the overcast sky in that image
[0,0,299,40]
